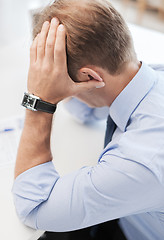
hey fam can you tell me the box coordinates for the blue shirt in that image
[12,63,164,240]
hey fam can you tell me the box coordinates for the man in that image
[12,0,164,239]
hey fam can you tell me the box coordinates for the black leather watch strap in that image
[35,99,57,114]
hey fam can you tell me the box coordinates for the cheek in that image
[76,91,99,107]
[77,87,102,101]
[75,94,90,103]
[76,89,93,99]
[75,92,92,104]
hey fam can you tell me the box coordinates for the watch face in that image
[23,94,34,107]
[22,93,39,111]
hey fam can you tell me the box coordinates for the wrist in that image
[25,109,54,122]
[24,109,54,129]
[22,92,57,114]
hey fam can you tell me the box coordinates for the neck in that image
[104,61,141,106]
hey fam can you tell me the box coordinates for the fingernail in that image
[96,82,105,88]
[52,17,58,24]
[58,24,65,31]
[44,21,49,26]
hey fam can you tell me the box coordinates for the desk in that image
[0,24,164,240]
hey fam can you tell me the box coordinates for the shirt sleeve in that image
[12,149,164,232]
[64,98,109,124]
[149,64,164,72]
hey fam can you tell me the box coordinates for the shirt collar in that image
[109,62,156,132]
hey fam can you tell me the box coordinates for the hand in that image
[28,18,105,104]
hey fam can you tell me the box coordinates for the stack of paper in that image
[0,116,24,167]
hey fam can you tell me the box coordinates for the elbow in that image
[13,193,40,229]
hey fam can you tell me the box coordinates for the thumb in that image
[72,80,105,94]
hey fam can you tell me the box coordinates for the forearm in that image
[14,110,53,178]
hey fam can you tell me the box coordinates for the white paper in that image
[0,115,24,167]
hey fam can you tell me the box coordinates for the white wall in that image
[0,0,51,45]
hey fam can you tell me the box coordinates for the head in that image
[33,0,138,107]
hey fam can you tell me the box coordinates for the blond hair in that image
[33,0,136,81]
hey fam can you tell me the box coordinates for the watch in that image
[21,92,57,114]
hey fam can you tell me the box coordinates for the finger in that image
[72,80,105,95]
[45,18,59,60]
[37,21,50,60]
[30,34,39,63]
[54,24,67,67]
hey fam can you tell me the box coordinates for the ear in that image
[78,67,103,82]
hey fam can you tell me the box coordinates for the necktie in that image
[104,115,117,148]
